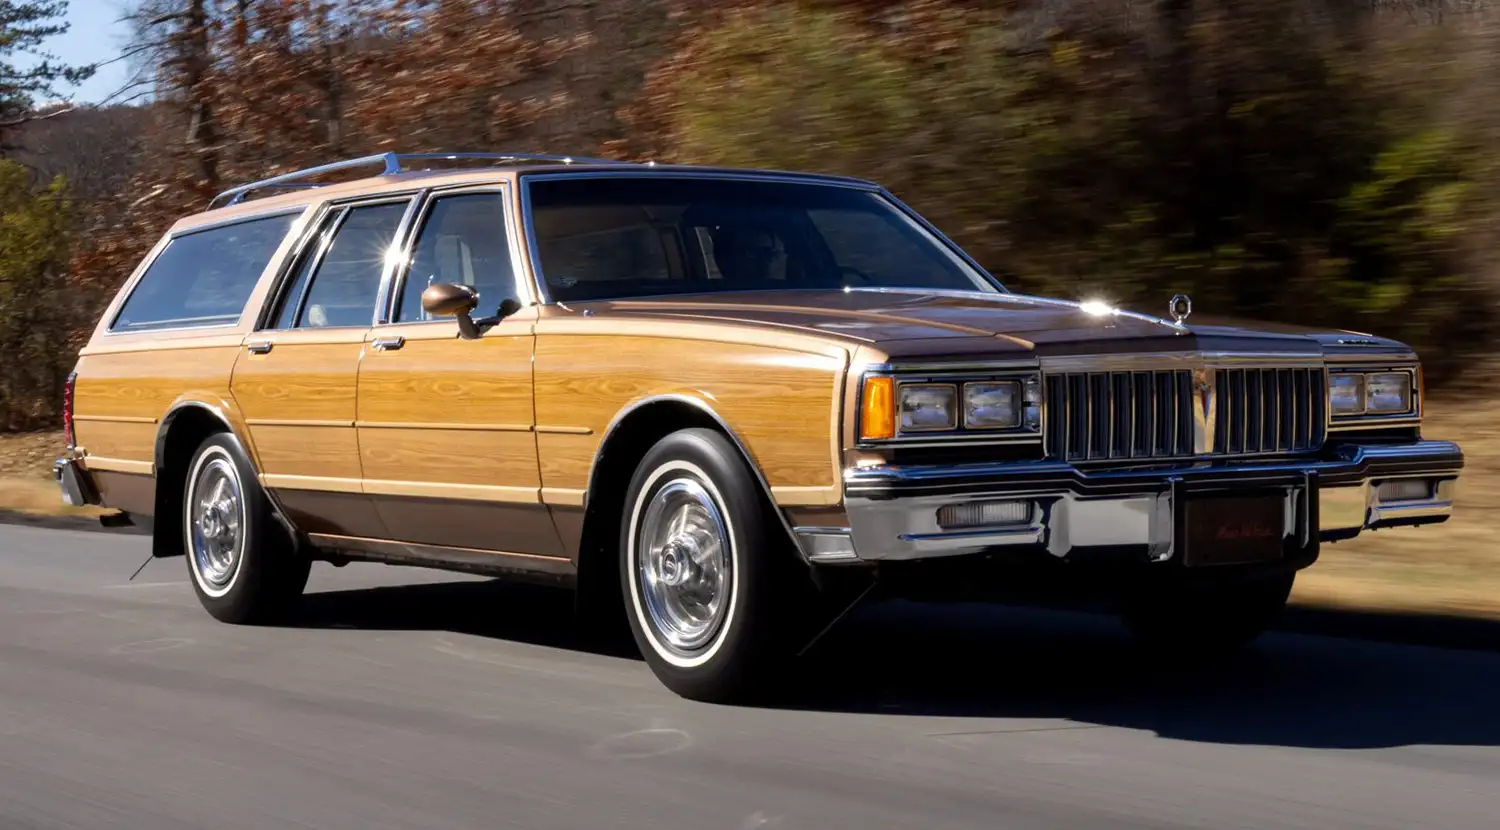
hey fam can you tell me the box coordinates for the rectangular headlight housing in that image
[898,383,958,432]
[963,381,1021,429]
[1366,372,1413,413]
[856,370,1043,442]
[1329,368,1416,419]
[1330,373,1366,415]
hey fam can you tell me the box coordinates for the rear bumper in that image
[53,456,101,507]
[797,440,1462,565]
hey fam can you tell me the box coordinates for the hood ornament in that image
[1169,294,1192,326]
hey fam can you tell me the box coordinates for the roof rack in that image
[207,152,631,209]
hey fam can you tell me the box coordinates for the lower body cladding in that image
[796,440,1462,572]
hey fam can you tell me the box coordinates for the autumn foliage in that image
[3,0,1499,430]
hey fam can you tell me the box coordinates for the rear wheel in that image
[620,428,800,702]
[183,432,310,624]
[1118,570,1295,660]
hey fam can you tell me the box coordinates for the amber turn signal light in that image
[860,376,896,440]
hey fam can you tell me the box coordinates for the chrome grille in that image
[1213,367,1326,455]
[1044,371,1195,461]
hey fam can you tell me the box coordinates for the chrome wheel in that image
[187,450,245,597]
[635,474,734,655]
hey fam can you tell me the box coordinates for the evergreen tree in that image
[0,0,95,150]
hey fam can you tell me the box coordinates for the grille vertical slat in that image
[1214,366,1325,457]
[1046,365,1325,462]
[1046,368,1190,462]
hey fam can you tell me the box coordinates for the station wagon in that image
[55,152,1464,701]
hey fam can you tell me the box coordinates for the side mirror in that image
[419,283,522,339]
[421,283,479,317]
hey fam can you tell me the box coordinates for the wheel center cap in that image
[659,541,692,586]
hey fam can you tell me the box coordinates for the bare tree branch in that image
[93,78,159,108]
[90,40,172,71]
[0,107,78,129]
[96,89,157,109]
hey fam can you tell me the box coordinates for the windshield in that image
[526,175,1000,302]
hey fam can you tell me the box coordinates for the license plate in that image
[1181,494,1287,567]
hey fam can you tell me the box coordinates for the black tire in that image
[619,428,801,702]
[182,432,310,624]
[1118,570,1295,660]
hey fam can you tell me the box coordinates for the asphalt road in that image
[3,523,1500,830]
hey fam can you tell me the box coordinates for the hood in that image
[571,289,1410,359]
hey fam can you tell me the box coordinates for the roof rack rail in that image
[207,152,629,209]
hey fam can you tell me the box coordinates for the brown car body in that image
[54,154,1464,700]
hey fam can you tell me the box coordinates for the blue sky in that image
[36,0,135,104]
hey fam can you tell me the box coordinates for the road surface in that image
[2,522,1499,829]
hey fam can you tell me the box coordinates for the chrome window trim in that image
[165,204,313,239]
[875,188,1008,293]
[255,193,420,333]
[369,192,430,327]
[374,182,533,328]
[104,205,312,336]
[265,204,354,332]
[516,170,1002,305]
[254,202,338,331]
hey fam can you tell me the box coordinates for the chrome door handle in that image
[246,341,273,355]
[371,336,405,352]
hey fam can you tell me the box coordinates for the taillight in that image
[63,372,76,449]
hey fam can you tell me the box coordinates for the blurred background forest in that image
[2,0,1500,432]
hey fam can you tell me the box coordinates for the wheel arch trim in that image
[583,393,804,558]
[154,397,256,475]
[154,398,301,545]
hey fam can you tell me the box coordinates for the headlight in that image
[857,371,1043,442]
[1366,372,1413,413]
[1329,369,1416,417]
[1329,373,1365,415]
[963,382,1020,429]
[899,384,958,431]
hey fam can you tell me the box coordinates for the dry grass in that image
[1291,400,1500,619]
[1,407,1497,618]
[0,431,110,519]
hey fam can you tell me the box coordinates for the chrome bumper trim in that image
[831,440,1461,564]
[1319,477,1459,534]
[53,456,99,507]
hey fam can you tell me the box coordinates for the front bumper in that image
[797,440,1462,565]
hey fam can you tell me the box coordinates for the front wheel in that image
[1118,571,1295,660]
[620,428,800,702]
[183,432,310,624]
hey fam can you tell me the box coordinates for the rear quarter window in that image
[109,211,301,333]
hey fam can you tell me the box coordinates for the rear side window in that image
[110,211,300,333]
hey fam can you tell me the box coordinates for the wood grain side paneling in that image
[72,343,242,465]
[248,424,363,480]
[356,320,558,553]
[230,329,368,483]
[532,329,849,506]
[356,323,539,490]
